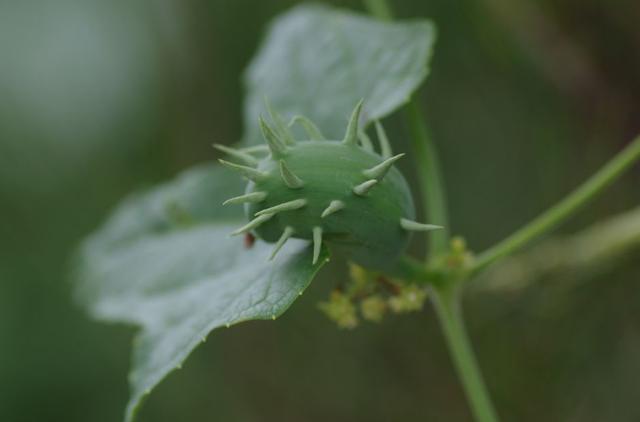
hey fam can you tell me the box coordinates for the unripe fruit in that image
[218,100,441,270]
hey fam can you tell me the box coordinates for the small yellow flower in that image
[389,285,427,313]
[360,295,387,322]
[318,291,358,329]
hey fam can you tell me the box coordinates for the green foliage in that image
[3,1,640,422]
[243,4,435,145]
[74,5,438,420]
[75,164,328,421]
[77,164,243,253]
[71,0,640,419]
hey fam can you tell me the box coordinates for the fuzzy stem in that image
[471,134,640,275]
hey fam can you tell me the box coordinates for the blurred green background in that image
[1,0,639,421]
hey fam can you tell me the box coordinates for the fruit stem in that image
[471,134,640,275]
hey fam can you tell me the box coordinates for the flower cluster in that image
[318,263,428,329]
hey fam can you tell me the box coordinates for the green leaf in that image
[243,4,436,144]
[74,163,328,422]
[87,163,245,251]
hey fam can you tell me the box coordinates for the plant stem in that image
[363,3,497,422]
[431,286,499,422]
[362,0,449,259]
[406,101,450,256]
[391,255,444,286]
[472,134,640,275]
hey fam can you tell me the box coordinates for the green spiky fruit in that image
[218,100,441,270]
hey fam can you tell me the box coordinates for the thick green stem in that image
[472,135,640,275]
[431,286,499,422]
[406,101,450,256]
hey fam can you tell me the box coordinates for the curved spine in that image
[312,226,323,264]
[223,191,267,205]
[231,213,274,236]
[358,130,375,153]
[353,179,378,196]
[259,116,287,158]
[342,99,364,145]
[363,153,405,180]
[279,160,305,189]
[269,226,295,261]
[321,200,345,218]
[255,199,307,216]
[264,97,296,145]
[400,218,443,232]
[218,159,267,182]
[375,120,392,159]
[288,115,325,140]
[239,145,269,154]
[213,144,259,166]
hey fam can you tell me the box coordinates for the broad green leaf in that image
[75,163,328,421]
[87,163,244,252]
[243,4,436,145]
